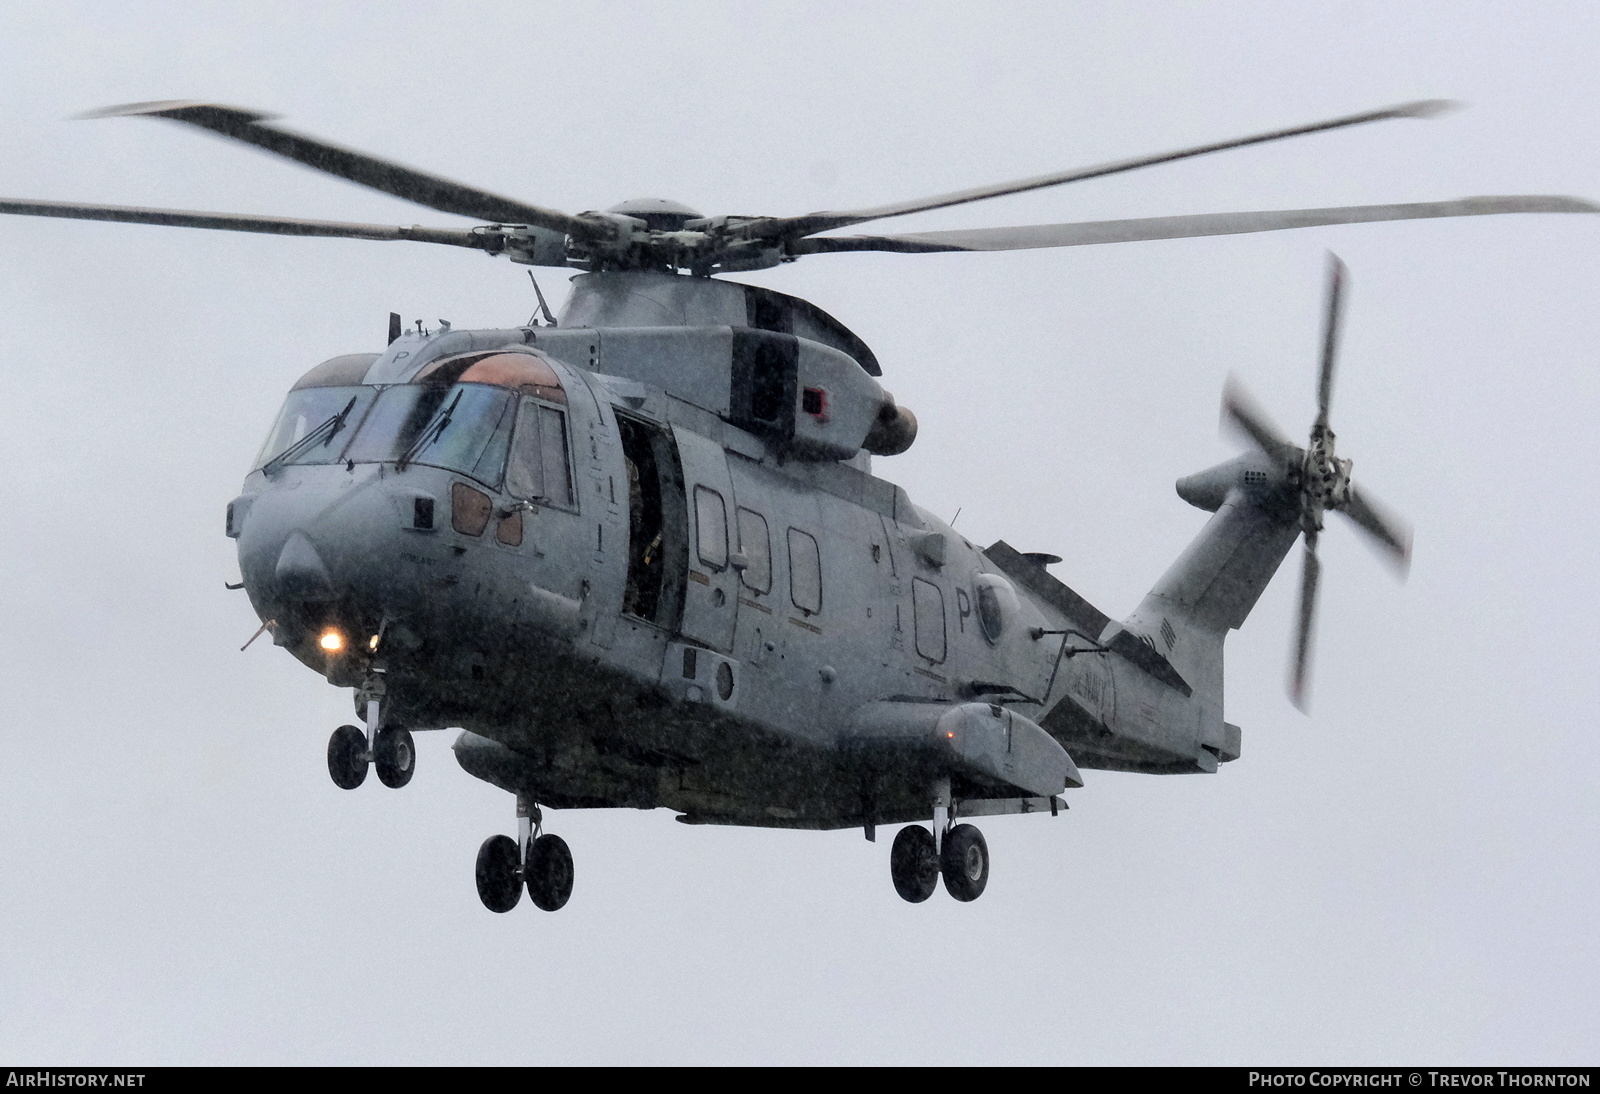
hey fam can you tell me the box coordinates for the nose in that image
[275,531,336,601]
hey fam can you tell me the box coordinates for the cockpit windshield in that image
[253,386,376,470]
[254,351,568,492]
[345,383,515,486]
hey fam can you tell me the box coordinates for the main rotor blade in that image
[1222,375,1297,458]
[1340,484,1413,575]
[83,101,597,240]
[0,197,504,252]
[787,196,1600,255]
[753,99,1456,241]
[1289,533,1322,713]
[1316,254,1347,430]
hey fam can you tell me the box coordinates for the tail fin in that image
[1115,453,1302,698]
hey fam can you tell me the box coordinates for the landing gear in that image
[327,724,367,789]
[475,834,522,913]
[890,776,991,903]
[327,672,414,790]
[890,825,939,903]
[374,725,415,788]
[525,834,574,911]
[940,823,989,902]
[474,796,574,914]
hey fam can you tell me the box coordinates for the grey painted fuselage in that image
[230,271,1302,830]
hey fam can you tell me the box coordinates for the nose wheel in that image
[475,797,575,914]
[327,724,368,789]
[373,725,414,788]
[326,673,413,789]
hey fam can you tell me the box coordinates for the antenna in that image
[387,312,401,344]
[527,270,558,327]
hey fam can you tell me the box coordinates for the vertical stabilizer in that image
[1117,458,1301,699]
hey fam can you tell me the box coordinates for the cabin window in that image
[737,508,772,594]
[974,573,1020,644]
[695,486,728,569]
[506,399,575,508]
[788,528,822,615]
[912,577,947,663]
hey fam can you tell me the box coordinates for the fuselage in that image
[229,272,1261,831]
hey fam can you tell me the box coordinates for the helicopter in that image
[2,99,1591,911]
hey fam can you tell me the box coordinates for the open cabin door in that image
[672,426,739,652]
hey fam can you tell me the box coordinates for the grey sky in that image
[0,1,1594,1064]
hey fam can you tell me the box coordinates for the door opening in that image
[618,416,685,627]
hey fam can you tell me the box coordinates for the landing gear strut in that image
[326,671,413,789]
[474,795,575,914]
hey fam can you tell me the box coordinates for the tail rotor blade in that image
[1340,484,1413,575]
[1316,253,1347,429]
[1223,374,1297,458]
[1289,533,1322,712]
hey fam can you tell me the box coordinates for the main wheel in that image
[890,825,939,903]
[525,833,574,911]
[475,834,523,913]
[940,823,989,902]
[373,725,415,788]
[326,724,368,790]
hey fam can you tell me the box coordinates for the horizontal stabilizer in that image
[985,540,1110,637]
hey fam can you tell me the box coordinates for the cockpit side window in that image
[506,399,575,509]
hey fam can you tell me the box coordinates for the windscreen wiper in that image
[397,389,463,470]
[262,396,358,477]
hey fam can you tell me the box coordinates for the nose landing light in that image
[320,629,345,652]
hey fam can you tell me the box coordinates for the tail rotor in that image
[1223,254,1412,711]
